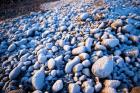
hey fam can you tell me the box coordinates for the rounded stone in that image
[52,80,63,92]
[91,56,114,78]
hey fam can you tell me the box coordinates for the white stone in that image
[50,70,57,77]
[84,86,94,93]
[63,45,71,51]
[48,58,55,70]
[33,62,40,69]
[32,67,45,90]
[91,56,114,78]
[65,56,80,73]
[38,54,47,64]
[94,44,106,50]
[73,63,83,73]
[46,43,53,49]
[101,87,117,93]
[58,39,65,47]
[52,80,63,92]
[80,13,90,21]
[82,68,91,76]
[8,43,16,52]
[82,80,93,87]
[111,19,123,29]
[85,38,93,52]
[54,55,63,63]
[101,39,119,48]
[68,83,80,93]
[82,60,91,67]
[104,80,121,88]
[79,53,89,61]
[72,46,86,55]
[95,82,102,92]
[51,46,58,52]
[33,90,43,93]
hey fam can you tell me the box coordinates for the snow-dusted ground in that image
[0,0,140,93]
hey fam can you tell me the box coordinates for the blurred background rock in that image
[0,0,59,20]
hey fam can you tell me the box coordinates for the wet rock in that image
[52,80,63,92]
[91,56,114,78]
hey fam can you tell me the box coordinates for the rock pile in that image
[0,0,140,93]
